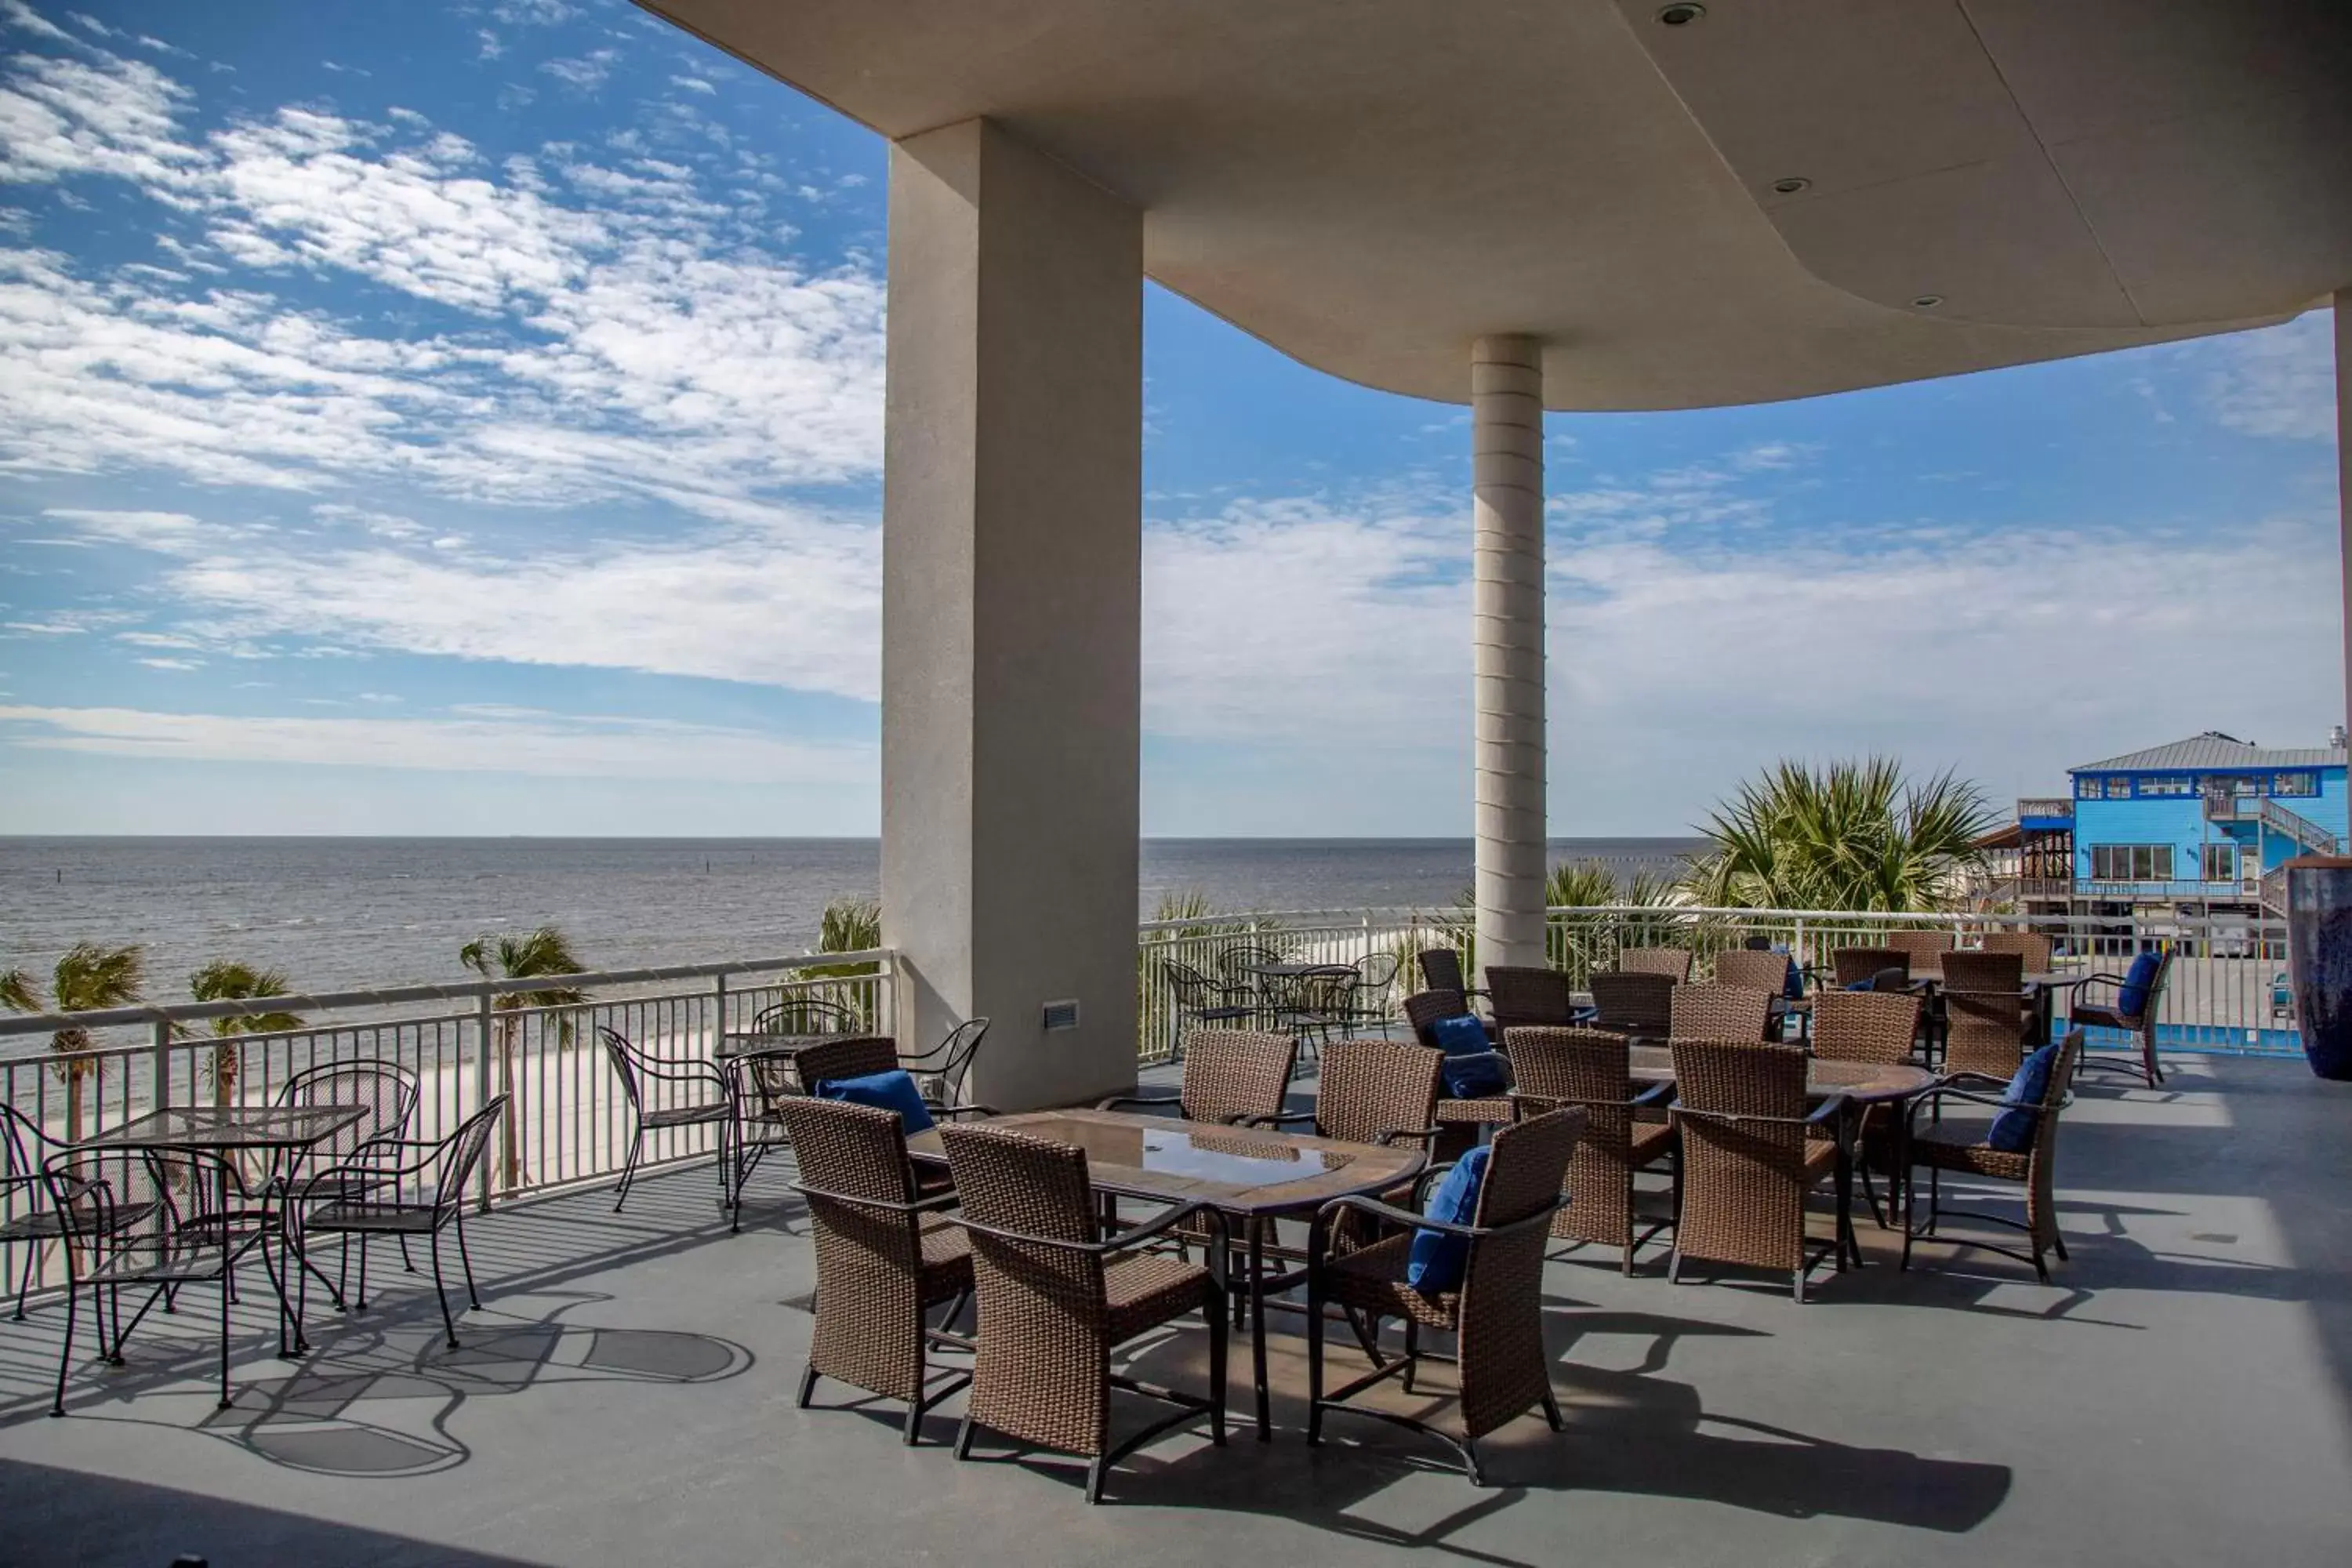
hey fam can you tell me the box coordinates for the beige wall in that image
[880,118,1143,1111]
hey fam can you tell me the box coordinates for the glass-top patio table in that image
[76,1103,369,1356]
[907,1107,1425,1442]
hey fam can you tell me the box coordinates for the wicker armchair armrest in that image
[789,1181,959,1216]
[1904,1084,2060,1129]
[1665,1096,1849,1129]
[1375,1124,1444,1150]
[1094,1092,1182,1115]
[949,1198,1227,1256]
[1308,1190,1565,1249]
[1241,1109,1319,1131]
[1506,1083,1668,1118]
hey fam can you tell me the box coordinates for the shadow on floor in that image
[0,1454,545,1568]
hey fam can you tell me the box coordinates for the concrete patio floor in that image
[2,1052,2349,1567]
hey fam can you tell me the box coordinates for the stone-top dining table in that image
[906,1106,1424,1443]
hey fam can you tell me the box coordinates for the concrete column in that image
[2337,290,2350,751]
[1472,335,1548,975]
[880,119,1142,1111]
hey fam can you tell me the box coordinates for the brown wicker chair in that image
[1811,989,1922,1064]
[1668,983,1773,1043]
[1403,987,1483,1050]
[1885,928,1955,968]
[2068,951,2174,1087]
[1305,1107,1584,1486]
[1484,967,1576,1036]
[1903,1032,2082,1282]
[1938,950,2028,1079]
[1809,989,1924,1222]
[1257,1036,1445,1154]
[1418,947,1479,1000]
[776,1096,975,1445]
[1712,948,1788,993]
[1666,1040,1853,1301]
[1978,931,2055,972]
[1505,1027,1675,1272]
[1617,946,1694,982]
[940,1122,1228,1504]
[1099,1028,1296,1125]
[1830,947,1908,988]
[731,1033,911,1226]
[1587,971,1675,1040]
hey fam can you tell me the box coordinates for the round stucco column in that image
[1472,334,1547,975]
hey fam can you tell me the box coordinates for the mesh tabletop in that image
[75,1103,368,1152]
[906,1108,1421,1216]
[713,1032,842,1061]
[1626,1047,1934,1104]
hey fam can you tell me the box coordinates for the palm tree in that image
[1684,758,1997,913]
[1544,859,1682,976]
[187,960,303,1108]
[0,942,146,1142]
[459,926,587,1188]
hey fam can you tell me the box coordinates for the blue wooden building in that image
[2069,731,2347,917]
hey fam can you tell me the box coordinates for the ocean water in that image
[0,836,1701,1001]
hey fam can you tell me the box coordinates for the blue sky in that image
[0,0,2341,838]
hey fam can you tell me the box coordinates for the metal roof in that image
[2070,731,2348,774]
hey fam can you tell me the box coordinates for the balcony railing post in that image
[475,989,495,1213]
[713,971,728,1054]
[151,1018,172,1112]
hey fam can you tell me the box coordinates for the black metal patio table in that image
[75,1103,368,1356]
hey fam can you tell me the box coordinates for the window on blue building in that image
[2136,776,2193,797]
[2273,773,2318,798]
[2090,844,2175,880]
[2201,843,2238,881]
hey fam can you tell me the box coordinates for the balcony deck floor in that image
[2,1052,2349,1567]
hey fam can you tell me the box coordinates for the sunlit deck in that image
[3,1054,2348,1568]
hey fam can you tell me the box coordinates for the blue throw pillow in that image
[815,1069,935,1134]
[1428,1012,1508,1097]
[1846,977,1874,993]
[1987,1043,2058,1152]
[1406,1144,1488,1292]
[1776,949,1805,1000]
[2116,951,2161,1018]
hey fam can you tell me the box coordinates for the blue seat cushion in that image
[1987,1043,2058,1152]
[1846,977,1875,992]
[1777,949,1805,1000]
[1406,1144,1488,1292]
[815,1069,935,1134]
[2116,951,2161,1018]
[1428,1012,1508,1097]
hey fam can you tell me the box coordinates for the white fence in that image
[2,953,894,1295]
[1135,904,2301,1062]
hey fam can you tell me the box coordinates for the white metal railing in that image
[1134,904,2300,1063]
[2,951,895,1297]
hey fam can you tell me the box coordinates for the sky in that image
[0,0,2342,840]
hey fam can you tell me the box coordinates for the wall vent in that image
[1042,998,1081,1032]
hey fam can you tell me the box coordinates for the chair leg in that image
[428,1230,459,1350]
[797,1363,818,1408]
[13,1239,34,1321]
[356,1232,369,1310]
[1461,1436,1486,1489]
[399,1233,416,1273]
[1667,1245,1683,1284]
[1207,1279,1229,1448]
[1541,1385,1565,1432]
[953,1411,978,1460]
[903,1339,927,1447]
[1402,1319,1418,1393]
[1085,1455,1109,1506]
[455,1210,481,1309]
[217,1271,234,1410]
[613,1129,643,1214]
[50,1279,76,1417]
[1305,1273,1327,1446]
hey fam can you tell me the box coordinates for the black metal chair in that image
[3,1102,79,1320]
[272,1059,421,1310]
[898,1016,992,1110]
[45,1144,261,1415]
[1162,960,1258,1047]
[599,1025,733,1214]
[291,1096,507,1350]
[750,995,861,1035]
[1218,942,1290,1029]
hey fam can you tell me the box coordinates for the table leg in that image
[1249,1221,1271,1442]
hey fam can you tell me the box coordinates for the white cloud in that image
[0,702,875,783]
[1,2,72,45]
[0,43,885,522]
[492,0,575,23]
[2201,307,2337,441]
[539,50,618,93]
[670,75,716,96]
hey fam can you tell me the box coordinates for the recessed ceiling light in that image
[1771,176,1810,195]
[1911,294,1945,309]
[1657,3,1706,25]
